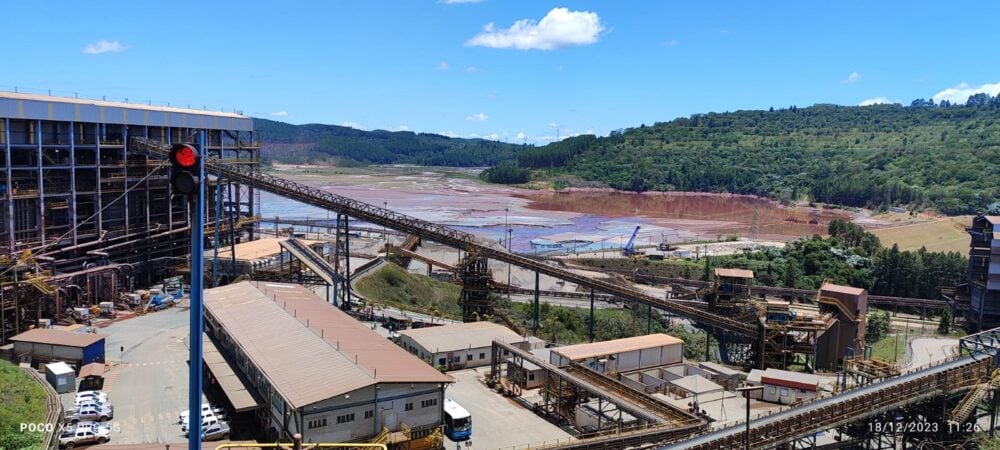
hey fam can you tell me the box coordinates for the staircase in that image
[949,369,1000,423]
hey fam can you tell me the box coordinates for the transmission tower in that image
[749,205,760,245]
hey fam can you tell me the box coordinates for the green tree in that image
[866,310,891,342]
[939,307,951,335]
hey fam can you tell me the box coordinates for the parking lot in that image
[443,368,573,449]
[60,298,202,445]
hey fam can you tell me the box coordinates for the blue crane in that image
[622,225,642,256]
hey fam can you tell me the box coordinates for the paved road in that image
[443,368,573,450]
[93,299,201,444]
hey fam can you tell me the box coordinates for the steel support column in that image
[533,271,540,332]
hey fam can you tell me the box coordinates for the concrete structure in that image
[969,215,1000,329]
[45,360,75,393]
[10,328,105,367]
[697,361,744,390]
[204,281,452,444]
[397,321,523,370]
[0,91,259,344]
[746,368,819,405]
[816,282,868,370]
[550,333,683,375]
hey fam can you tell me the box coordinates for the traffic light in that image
[169,143,200,197]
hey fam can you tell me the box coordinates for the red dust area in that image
[515,190,854,241]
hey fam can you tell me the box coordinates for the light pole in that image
[383,201,388,250]
[736,385,764,450]
[602,237,606,259]
[893,328,900,363]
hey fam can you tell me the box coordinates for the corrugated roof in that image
[399,322,523,354]
[46,361,74,376]
[203,334,259,412]
[668,375,724,394]
[714,268,754,279]
[552,333,683,361]
[761,368,820,390]
[10,328,106,348]
[264,282,451,384]
[820,282,865,296]
[0,91,248,119]
[985,216,1000,225]
[78,362,105,379]
[205,282,450,409]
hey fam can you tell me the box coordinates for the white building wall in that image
[297,383,445,443]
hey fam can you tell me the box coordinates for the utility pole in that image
[187,133,206,450]
[505,208,511,302]
[736,385,765,450]
[750,205,760,245]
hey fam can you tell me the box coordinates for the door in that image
[384,412,398,431]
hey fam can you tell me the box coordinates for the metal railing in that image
[23,367,63,450]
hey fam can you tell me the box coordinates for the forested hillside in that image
[255,118,522,167]
[517,99,1000,214]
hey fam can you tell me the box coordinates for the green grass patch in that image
[356,264,462,319]
[0,359,47,450]
[868,332,909,363]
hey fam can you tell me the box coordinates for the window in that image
[308,418,328,429]
[421,398,438,408]
[766,386,776,395]
[405,403,413,411]
[438,358,446,366]
[529,374,535,381]
[365,410,374,419]
[466,354,473,361]
[479,353,486,360]
[336,413,355,424]
[780,388,789,397]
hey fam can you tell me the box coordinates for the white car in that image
[73,396,111,408]
[186,422,231,441]
[70,400,112,412]
[181,414,226,433]
[58,424,111,448]
[75,391,109,402]
[178,404,223,423]
[65,405,114,424]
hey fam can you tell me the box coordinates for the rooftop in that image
[761,368,820,390]
[399,321,523,353]
[820,282,866,297]
[984,216,1000,225]
[0,91,248,119]
[11,328,106,348]
[714,268,754,279]
[204,281,450,409]
[205,237,317,262]
[669,374,724,395]
[552,333,683,361]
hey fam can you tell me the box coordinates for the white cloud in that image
[486,93,497,100]
[858,96,898,106]
[547,122,560,129]
[437,61,450,70]
[392,125,411,132]
[340,121,362,129]
[439,0,484,3]
[269,111,289,118]
[718,29,730,36]
[437,130,462,138]
[664,39,679,47]
[465,7,604,51]
[464,66,483,73]
[83,40,128,55]
[932,81,1000,104]
[843,71,861,84]
[465,112,488,122]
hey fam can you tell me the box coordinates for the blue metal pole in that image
[188,132,206,450]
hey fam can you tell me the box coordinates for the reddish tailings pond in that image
[260,165,854,253]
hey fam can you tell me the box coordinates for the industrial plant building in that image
[9,327,106,368]
[0,91,259,345]
[550,334,684,374]
[397,321,523,370]
[968,215,1000,329]
[203,281,452,445]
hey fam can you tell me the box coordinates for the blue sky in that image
[3,1,1000,143]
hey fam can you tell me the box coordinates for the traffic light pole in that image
[188,132,206,450]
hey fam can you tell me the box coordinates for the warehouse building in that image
[550,334,684,375]
[397,321,524,370]
[9,328,105,368]
[204,281,452,446]
[0,91,259,345]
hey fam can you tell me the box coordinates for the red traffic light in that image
[169,144,198,168]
